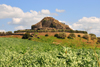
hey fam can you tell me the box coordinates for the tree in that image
[22,33,30,39]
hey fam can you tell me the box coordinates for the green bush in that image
[54,34,58,37]
[22,33,30,39]
[82,34,89,40]
[58,29,65,32]
[68,33,76,39]
[97,39,100,44]
[57,33,66,39]
[51,29,56,32]
[69,30,74,33]
[83,31,87,34]
[45,34,48,36]
[0,32,6,36]
[77,35,81,37]
[6,31,12,35]
[0,32,1,36]
[28,37,33,40]
[89,33,96,37]
[91,36,96,40]
[75,30,79,33]
[96,37,100,44]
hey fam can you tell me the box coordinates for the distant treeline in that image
[0,31,13,36]
[14,29,87,34]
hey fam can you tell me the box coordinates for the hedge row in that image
[14,29,87,34]
[0,31,13,36]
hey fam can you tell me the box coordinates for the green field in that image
[0,37,100,67]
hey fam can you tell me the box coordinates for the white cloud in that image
[58,20,73,29]
[0,30,6,32]
[56,9,65,13]
[78,17,100,23]
[8,18,22,24]
[0,4,24,19]
[14,26,25,30]
[72,17,100,36]
[0,4,58,30]
[51,13,58,16]
[59,20,70,25]
[41,9,50,14]
[59,20,66,23]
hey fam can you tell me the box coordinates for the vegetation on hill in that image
[14,29,87,34]
[57,32,66,39]
[68,33,76,39]
[0,31,13,36]
[22,33,30,39]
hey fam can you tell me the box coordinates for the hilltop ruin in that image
[31,17,72,30]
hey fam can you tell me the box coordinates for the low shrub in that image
[69,30,74,33]
[91,36,96,40]
[75,30,79,33]
[0,32,6,36]
[37,37,40,39]
[57,33,66,39]
[97,39,100,44]
[77,35,81,37]
[83,31,87,34]
[82,34,89,40]
[22,33,30,39]
[30,35,33,37]
[28,37,33,40]
[51,29,56,32]
[54,34,58,37]
[45,34,48,36]
[96,37,100,44]
[68,33,76,39]
[6,31,13,35]
[89,33,96,37]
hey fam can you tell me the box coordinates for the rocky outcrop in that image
[31,17,72,30]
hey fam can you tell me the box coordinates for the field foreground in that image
[0,38,100,67]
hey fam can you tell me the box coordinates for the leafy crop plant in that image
[0,38,100,67]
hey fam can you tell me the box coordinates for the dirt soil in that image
[37,32,85,37]
[0,35,23,38]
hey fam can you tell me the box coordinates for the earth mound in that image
[31,17,72,30]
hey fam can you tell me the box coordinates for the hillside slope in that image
[31,17,72,30]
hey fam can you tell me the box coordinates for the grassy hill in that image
[0,36,100,67]
[30,32,100,49]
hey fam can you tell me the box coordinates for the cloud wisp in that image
[14,26,25,30]
[55,9,65,13]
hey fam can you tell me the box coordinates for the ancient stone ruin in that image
[31,17,72,30]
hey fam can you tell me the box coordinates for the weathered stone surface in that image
[31,17,72,30]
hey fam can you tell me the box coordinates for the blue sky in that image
[0,0,100,36]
